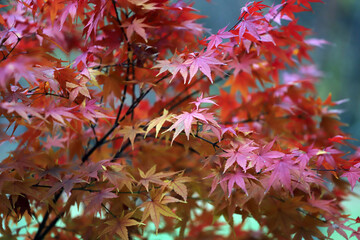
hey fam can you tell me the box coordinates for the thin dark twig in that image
[169,77,225,111]
[0,32,21,62]
[102,203,117,218]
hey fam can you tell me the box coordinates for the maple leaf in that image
[140,189,182,233]
[66,79,91,102]
[292,145,319,170]
[236,16,262,41]
[251,139,285,173]
[1,102,42,123]
[84,2,107,40]
[128,0,161,10]
[85,188,118,215]
[117,125,145,150]
[316,147,342,168]
[80,99,114,123]
[165,108,214,143]
[220,125,237,137]
[145,109,174,138]
[265,3,292,25]
[205,171,228,196]
[42,134,67,150]
[229,53,259,76]
[103,165,135,192]
[138,165,175,191]
[206,26,235,49]
[44,106,78,125]
[350,227,360,240]
[221,169,257,197]
[327,219,353,240]
[220,141,258,172]
[305,38,329,48]
[307,194,338,215]
[121,17,152,42]
[44,175,86,199]
[328,135,354,144]
[183,50,224,83]
[80,159,114,181]
[101,211,143,240]
[190,93,218,110]
[263,154,298,194]
[153,53,188,83]
[166,172,192,201]
[341,166,360,190]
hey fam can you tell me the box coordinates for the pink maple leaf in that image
[342,166,360,190]
[265,3,291,25]
[350,227,360,240]
[1,101,42,122]
[220,141,258,172]
[206,26,235,49]
[165,109,211,143]
[121,17,152,42]
[316,147,342,168]
[191,93,218,110]
[308,194,338,215]
[293,145,319,170]
[221,169,257,197]
[251,139,284,173]
[236,16,262,41]
[153,53,188,83]
[44,106,78,125]
[43,135,67,150]
[327,219,353,239]
[183,50,224,83]
[263,154,297,194]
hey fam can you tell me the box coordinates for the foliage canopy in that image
[1,0,360,239]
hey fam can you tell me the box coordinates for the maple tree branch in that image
[163,76,205,112]
[102,203,117,218]
[112,0,128,42]
[33,190,63,240]
[194,133,222,151]
[26,92,69,99]
[296,207,327,224]
[90,123,99,143]
[81,0,142,164]
[168,76,225,111]
[0,33,21,62]
[311,168,341,172]
[36,211,65,240]
[81,74,169,163]
[270,195,327,224]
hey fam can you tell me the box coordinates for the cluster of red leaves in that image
[1,0,360,239]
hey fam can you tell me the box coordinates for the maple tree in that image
[1,0,360,239]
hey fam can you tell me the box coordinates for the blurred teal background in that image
[193,0,360,142]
